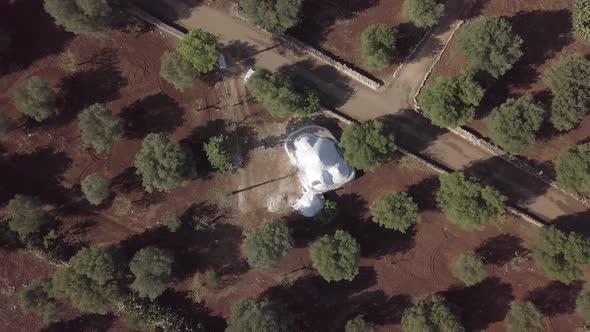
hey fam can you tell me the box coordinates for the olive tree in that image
[134,133,195,193]
[420,71,484,128]
[240,0,302,33]
[555,142,590,193]
[576,289,590,323]
[43,0,115,35]
[243,220,293,271]
[402,295,464,332]
[161,211,182,232]
[458,17,523,78]
[309,230,360,282]
[340,120,397,172]
[487,94,545,154]
[504,301,544,332]
[574,0,590,40]
[160,51,200,90]
[12,76,57,122]
[204,134,232,172]
[436,172,507,230]
[227,298,295,332]
[130,247,174,300]
[402,0,445,28]
[361,24,397,70]
[452,251,487,286]
[345,315,374,332]
[6,195,48,238]
[81,174,111,206]
[178,29,218,74]
[19,277,63,323]
[370,192,419,232]
[78,104,122,153]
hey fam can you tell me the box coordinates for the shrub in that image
[574,0,590,40]
[206,271,222,289]
[309,230,360,282]
[458,17,523,77]
[161,211,182,232]
[81,174,111,206]
[487,95,545,154]
[401,295,464,332]
[504,301,544,332]
[555,142,590,193]
[420,71,484,128]
[6,195,48,238]
[452,251,487,286]
[361,24,397,70]
[19,277,63,323]
[227,298,295,332]
[243,220,293,271]
[436,172,507,230]
[130,247,174,300]
[534,226,590,284]
[160,51,200,90]
[340,120,397,172]
[345,315,374,332]
[178,29,218,74]
[0,113,11,140]
[240,0,302,33]
[12,76,57,122]
[576,289,590,323]
[78,103,123,153]
[134,133,194,192]
[43,0,115,35]
[204,134,232,172]
[402,0,445,28]
[315,199,338,224]
[542,56,590,131]
[370,192,419,232]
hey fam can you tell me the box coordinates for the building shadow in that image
[525,281,583,317]
[475,234,529,266]
[119,93,184,139]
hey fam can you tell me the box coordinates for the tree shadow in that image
[218,39,261,78]
[181,119,227,179]
[552,209,590,237]
[525,281,583,317]
[407,175,441,211]
[475,234,529,266]
[42,313,116,332]
[441,277,514,331]
[378,110,448,154]
[112,167,143,194]
[119,93,184,139]
[157,289,228,331]
[349,290,412,326]
[134,0,201,21]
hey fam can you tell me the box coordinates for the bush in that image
[78,103,122,153]
[402,0,444,28]
[315,199,338,224]
[370,192,419,232]
[458,17,523,78]
[505,301,544,332]
[487,95,545,154]
[81,174,111,206]
[160,51,200,90]
[420,71,484,128]
[345,315,374,332]
[309,230,360,282]
[161,211,182,232]
[135,133,194,192]
[361,24,397,70]
[452,251,487,286]
[227,298,295,332]
[12,76,57,122]
[19,277,63,323]
[178,29,218,74]
[555,142,590,193]
[43,0,115,35]
[576,289,590,323]
[340,120,397,172]
[542,56,590,131]
[534,226,590,284]
[243,220,293,271]
[401,295,464,332]
[130,247,174,300]
[0,113,11,140]
[6,195,48,238]
[240,0,302,33]
[436,172,506,230]
[204,134,233,172]
[574,0,590,40]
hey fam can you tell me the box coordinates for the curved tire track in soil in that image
[428,244,443,285]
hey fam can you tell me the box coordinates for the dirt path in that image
[153,0,588,222]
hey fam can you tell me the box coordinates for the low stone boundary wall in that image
[129,6,185,39]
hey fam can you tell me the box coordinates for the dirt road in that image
[151,0,588,223]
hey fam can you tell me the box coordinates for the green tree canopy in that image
[6,195,48,238]
[504,301,544,332]
[370,191,419,232]
[130,247,174,300]
[576,289,590,323]
[204,134,233,172]
[178,29,218,74]
[19,277,63,323]
[309,230,360,282]
[161,211,182,232]
[534,226,590,284]
[243,220,293,271]
[420,71,484,128]
[555,142,590,193]
[487,94,545,154]
[340,120,397,172]
[345,315,375,332]
[361,24,397,70]
[240,0,302,33]
[402,0,445,28]
[160,51,200,90]
[436,172,507,230]
[458,17,523,77]
[315,199,338,224]
[78,103,123,153]
[542,56,590,131]
[134,133,194,193]
[452,251,487,286]
[226,298,295,332]
[402,295,464,332]
[12,76,57,122]
[574,0,590,40]
[43,0,115,35]
[81,174,111,206]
